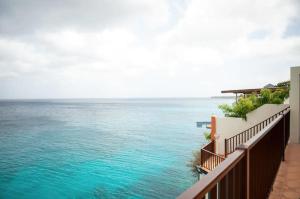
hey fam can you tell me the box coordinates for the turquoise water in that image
[0,98,233,199]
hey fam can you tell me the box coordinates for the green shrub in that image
[258,89,272,105]
[270,89,289,103]
[219,96,256,119]
[219,88,288,120]
[203,131,211,141]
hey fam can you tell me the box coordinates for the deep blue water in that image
[0,98,233,199]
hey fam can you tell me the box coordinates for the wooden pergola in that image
[221,87,285,102]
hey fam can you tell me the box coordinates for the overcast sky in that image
[0,0,299,99]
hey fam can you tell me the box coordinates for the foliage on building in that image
[219,88,289,119]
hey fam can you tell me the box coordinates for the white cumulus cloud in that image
[0,0,299,98]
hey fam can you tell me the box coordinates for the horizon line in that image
[0,96,235,100]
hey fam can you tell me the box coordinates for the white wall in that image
[290,66,300,143]
[284,98,289,104]
[215,104,289,155]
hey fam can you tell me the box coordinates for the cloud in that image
[0,0,170,36]
[0,0,299,98]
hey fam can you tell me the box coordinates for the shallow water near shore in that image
[0,98,233,199]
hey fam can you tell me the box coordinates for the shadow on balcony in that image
[269,144,300,199]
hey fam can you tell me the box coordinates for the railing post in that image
[282,112,285,161]
[200,149,203,168]
[225,138,228,158]
[209,185,217,199]
[236,147,250,199]
[245,149,250,199]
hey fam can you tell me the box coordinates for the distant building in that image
[263,83,275,88]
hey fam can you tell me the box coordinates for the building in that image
[178,66,300,199]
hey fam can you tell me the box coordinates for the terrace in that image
[178,67,300,199]
[269,144,300,199]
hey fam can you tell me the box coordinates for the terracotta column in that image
[210,115,217,153]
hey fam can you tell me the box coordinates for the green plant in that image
[258,88,288,105]
[203,131,211,141]
[219,96,256,119]
[271,89,289,103]
[219,88,288,119]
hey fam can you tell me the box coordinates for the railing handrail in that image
[281,108,290,116]
[200,140,224,172]
[236,115,283,151]
[178,149,245,199]
[202,140,215,151]
[201,149,225,160]
[227,106,289,140]
[225,106,290,156]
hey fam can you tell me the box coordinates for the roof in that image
[264,83,275,88]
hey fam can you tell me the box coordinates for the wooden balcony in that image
[178,109,291,199]
[200,149,225,172]
[269,143,300,199]
[198,140,225,173]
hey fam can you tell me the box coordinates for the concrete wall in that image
[290,66,300,143]
[215,104,289,155]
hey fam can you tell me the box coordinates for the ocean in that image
[0,98,233,199]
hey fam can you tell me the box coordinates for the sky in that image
[0,0,299,99]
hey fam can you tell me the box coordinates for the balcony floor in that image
[269,144,300,199]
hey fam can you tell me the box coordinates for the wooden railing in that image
[284,110,290,147]
[225,106,290,157]
[200,140,225,172]
[203,140,215,153]
[200,149,225,171]
[178,109,290,199]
